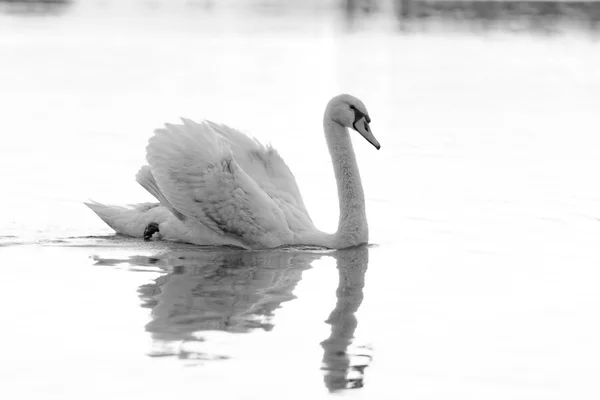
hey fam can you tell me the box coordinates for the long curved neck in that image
[324,118,368,248]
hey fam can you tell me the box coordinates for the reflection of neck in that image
[324,119,368,248]
[321,247,370,391]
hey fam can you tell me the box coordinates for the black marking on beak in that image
[351,107,371,131]
[144,222,160,241]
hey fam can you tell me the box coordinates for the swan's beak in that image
[353,117,380,150]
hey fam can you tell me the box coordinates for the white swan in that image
[86,94,380,249]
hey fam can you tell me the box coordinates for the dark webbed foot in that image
[143,222,160,241]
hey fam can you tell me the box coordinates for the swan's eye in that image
[349,105,356,110]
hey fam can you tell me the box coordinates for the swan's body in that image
[86,94,380,249]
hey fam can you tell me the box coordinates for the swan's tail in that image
[85,200,163,238]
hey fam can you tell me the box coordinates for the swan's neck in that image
[324,119,368,248]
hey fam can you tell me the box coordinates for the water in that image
[2,1,600,399]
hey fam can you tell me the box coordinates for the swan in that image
[86,94,380,249]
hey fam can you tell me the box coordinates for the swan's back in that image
[204,121,318,234]
[205,121,309,212]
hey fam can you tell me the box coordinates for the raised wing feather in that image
[204,120,311,220]
[146,120,294,248]
[135,165,184,219]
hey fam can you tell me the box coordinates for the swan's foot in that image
[143,222,160,241]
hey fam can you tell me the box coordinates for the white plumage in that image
[86,94,380,249]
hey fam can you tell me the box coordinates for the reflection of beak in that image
[353,117,380,150]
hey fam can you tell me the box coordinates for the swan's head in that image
[327,94,380,150]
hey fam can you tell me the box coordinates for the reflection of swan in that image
[321,245,371,391]
[95,249,325,360]
[93,245,370,388]
[86,94,380,249]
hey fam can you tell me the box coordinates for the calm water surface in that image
[1,2,600,399]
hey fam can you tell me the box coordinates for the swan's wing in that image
[146,120,294,248]
[204,120,311,220]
